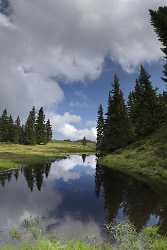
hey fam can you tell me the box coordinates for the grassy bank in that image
[99,126,167,190]
[0,141,95,169]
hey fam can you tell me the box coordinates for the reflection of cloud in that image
[49,155,96,182]
[0,176,62,231]
[49,216,103,243]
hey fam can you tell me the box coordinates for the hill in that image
[99,126,167,191]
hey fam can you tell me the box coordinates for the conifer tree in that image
[103,92,112,151]
[8,114,14,142]
[46,119,52,142]
[128,66,159,137]
[150,7,167,83]
[82,136,87,146]
[36,107,46,144]
[0,109,9,142]
[96,104,105,150]
[24,107,36,145]
[13,116,21,144]
[104,75,132,152]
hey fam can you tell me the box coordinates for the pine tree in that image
[8,114,14,142]
[13,116,21,144]
[82,136,87,146]
[96,104,105,151]
[46,119,52,143]
[103,92,112,151]
[104,75,132,152]
[24,107,36,145]
[128,66,159,137]
[150,7,167,83]
[36,107,46,144]
[0,109,9,142]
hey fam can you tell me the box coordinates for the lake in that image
[0,154,167,243]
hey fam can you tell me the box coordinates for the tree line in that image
[0,107,52,145]
[97,6,167,152]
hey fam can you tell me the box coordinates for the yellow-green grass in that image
[0,141,95,170]
[99,126,167,191]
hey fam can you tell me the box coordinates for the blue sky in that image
[54,58,165,139]
[0,0,166,140]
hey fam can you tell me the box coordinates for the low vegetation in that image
[1,219,167,250]
[99,126,167,190]
[0,140,95,169]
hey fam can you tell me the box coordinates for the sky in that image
[0,0,166,141]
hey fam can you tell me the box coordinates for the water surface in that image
[0,154,167,242]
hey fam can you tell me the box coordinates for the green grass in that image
[99,126,167,190]
[0,141,95,170]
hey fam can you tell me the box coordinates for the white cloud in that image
[59,124,97,141]
[0,0,165,132]
[48,112,81,128]
[47,112,96,141]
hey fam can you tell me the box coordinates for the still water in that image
[0,154,167,242]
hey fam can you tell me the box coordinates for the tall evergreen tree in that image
[36,107,46,144]
[150,7,167,83]
[8,114,14,142]
[13,116,22,144]
[103,92,112,151]
[104,75,132,152]
[46,119,52,142]
[25,107,36,145]
[96,104,105,150]
[0,109,9,142]
[128,66,159,137]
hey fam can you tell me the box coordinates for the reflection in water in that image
[0,155,167,243]
[95,165,167,232]
[82,154,87,163]
[0,155,105,243]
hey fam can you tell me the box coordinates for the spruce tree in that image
[128,66,159,137]
[8,114,14,142]
[96,104,105,151]
[104,75,132,152]
[24,107,36,145]
[36,107,46,144]
[13,116,21,144]
[46,119,52,142]
[150,7,167,83]
[0,109,9,142]
[103,92,112,151]
[82,136,87,146]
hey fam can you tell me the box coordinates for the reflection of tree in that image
[124,182,160,231]
[82,154,87,163]
[23,167,34,191]
[24,162,52,191]
[14,169,19,180]
[0,161,52,191]
[95,164,167,232]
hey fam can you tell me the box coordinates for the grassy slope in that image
[0,141,95,169]
[100,126,167,190]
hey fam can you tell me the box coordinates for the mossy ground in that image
[100,126,167,190]
[0,141,95,170]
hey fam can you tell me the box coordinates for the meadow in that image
[0,140,95,169]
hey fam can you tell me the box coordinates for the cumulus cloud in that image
[59,124,97,141]
[47,112,96,141]
[0,0,165,134]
